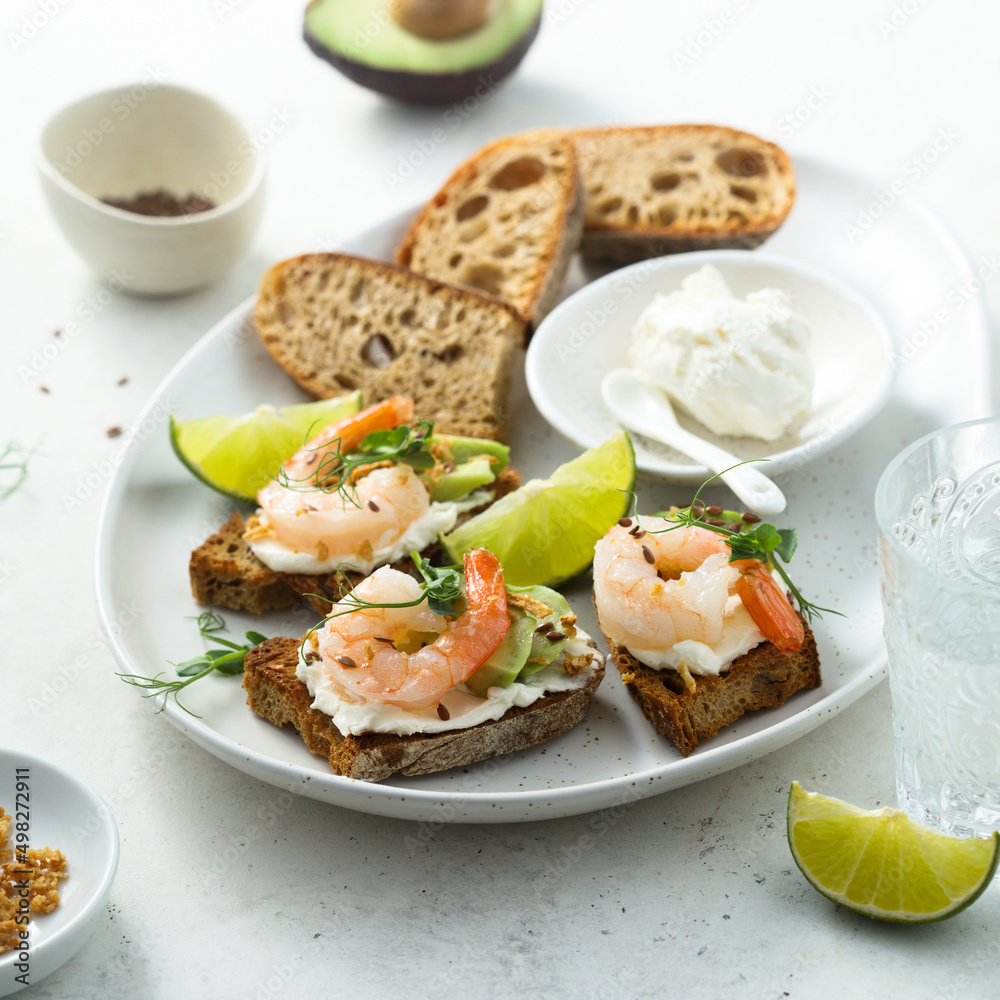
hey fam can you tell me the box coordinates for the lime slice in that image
[787,781,1000,923]
[170,392,363,501]
[441,431,635,587]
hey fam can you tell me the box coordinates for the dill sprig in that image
[276,421,436,507]
[641,467,841,623]
[117,610,267,717]
[0,441,39,500]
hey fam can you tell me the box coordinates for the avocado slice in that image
[421,434,509,501]
[427,457,496,502]
[464,607,535,698]
[303,0,543,104]
[464,584,572,697]
[430,434,509,471]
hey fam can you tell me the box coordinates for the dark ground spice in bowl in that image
[101,189,216,217]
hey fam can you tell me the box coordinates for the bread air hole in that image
[651,171,680,192]
[278,301,294,327]
[715,149,768,178]
[730,185,758,203]
[728,210,748,225]
[449,253,463,268]
[456,194,488,222]
[398,307,416,326]
[493,243,516,259]
[598,196,623,215]
[489,156,546,191]
[460,218,488,243]
[349,279,365,304]
[433,344,463,363]
[360,333,396,369]
[462,262,504,296]
[657,205,677,227]
[335,374,357,390]
[626,205,639,225]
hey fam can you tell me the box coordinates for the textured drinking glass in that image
[876,418,1000,839]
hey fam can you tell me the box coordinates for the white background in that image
[3,1,999,997]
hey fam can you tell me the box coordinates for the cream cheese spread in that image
[628,264,814,441]
[297,631,603,736]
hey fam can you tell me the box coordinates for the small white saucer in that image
[526,249,895,482]
[0,749,119,997]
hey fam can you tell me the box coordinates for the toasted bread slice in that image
[395,132,583,330]
[600,617,820,757]
[243,636,605,782]
[568,124,795,263]
[254,253,525,442]
[189,467,522,616]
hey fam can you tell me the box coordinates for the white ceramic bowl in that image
[0,749,119,997]
[526,250,895,482]
[36,81,266,295]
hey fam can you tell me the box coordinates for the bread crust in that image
[243,636,605,782]
[395,132,583,330]
[600,616,821,757]
[568,123,795,264]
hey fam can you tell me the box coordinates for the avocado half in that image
[304,0,543,104]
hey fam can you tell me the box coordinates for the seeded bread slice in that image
[599,616,820,757]
[189,467,523,616]
[395,132,583,330]
[568,124,795,263]
[254,253,525,442]
[243,636,605,782]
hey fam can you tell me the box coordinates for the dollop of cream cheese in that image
[297,631,603,736]
[247,490,492,575]
[628,264,814,441]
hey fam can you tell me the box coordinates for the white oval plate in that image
[96,155,990,823]
[527,250,895,482]
[0,749,119,998]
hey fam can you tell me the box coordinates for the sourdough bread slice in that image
[254,253,525,442]
[568,124,795,263]
[600,617,820,757]
[243,636,605,782]
[189,467,523,615]
[395,132,583,330]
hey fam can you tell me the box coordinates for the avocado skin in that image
[303,10,541,104]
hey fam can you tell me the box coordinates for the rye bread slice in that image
[568,124,795,263]
[395,131,583,330]
[189,467,522,616]
[600,617,820,757]
[254,253,525,442]
[243,636,605,782]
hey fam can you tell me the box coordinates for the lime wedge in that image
[441,431,635,587]
[170,392,363,502]
[787,781,1000,923]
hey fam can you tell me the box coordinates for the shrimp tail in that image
[734,560,805,652]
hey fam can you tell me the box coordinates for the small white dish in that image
[0,749,119,997]
[526,250,896,483]
[36,81,266,295]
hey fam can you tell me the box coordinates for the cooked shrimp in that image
[255,397,429,557]
[733,560,805,652]
[317,549,509,710]
[593,516,803,653]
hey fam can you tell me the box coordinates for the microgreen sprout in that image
[0,441,39,500]
[276,421,436,507]
[117,610,268,717]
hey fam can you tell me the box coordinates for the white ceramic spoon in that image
[600,368,787,516]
